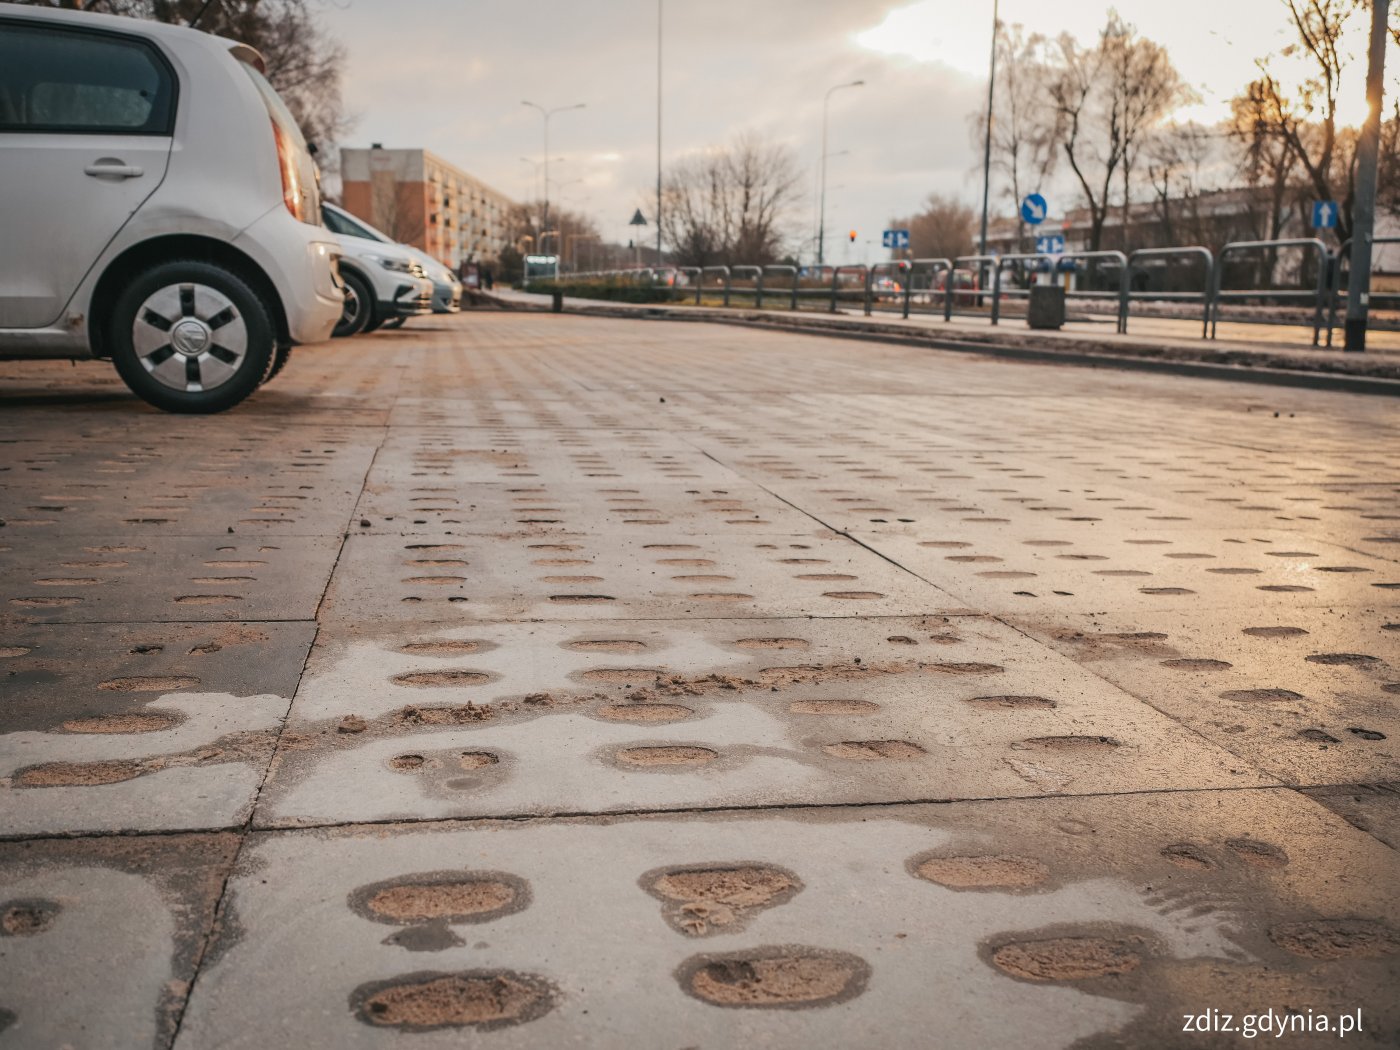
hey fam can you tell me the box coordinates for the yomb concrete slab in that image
[0,621,312,836]
[0,534,341,623]
[254,616,1268,828]
[318,530,957,624]
[1012,607,1400,788]
[178,790,1399,1048]
[0,832,237,1050]
[855,527,1395,617]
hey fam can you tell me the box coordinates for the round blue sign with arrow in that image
[1020,193,1048,225]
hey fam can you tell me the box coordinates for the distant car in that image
[319,203,433,336]
[933,268,980,307]
[322,202,459,316]
[0,3,344,412]
[871,276,903,301]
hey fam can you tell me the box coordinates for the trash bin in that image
[551,290,563,313]
[1028,284,1065,330]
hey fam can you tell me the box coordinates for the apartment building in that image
[339,146,516,268]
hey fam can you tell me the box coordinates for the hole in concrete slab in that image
[927,662,1005,675]
[1160,659,1233,671]
[821,591,884,600]
[789,700,879,715]
[1220,688,1305,704]
[643,864,803,936]
[566,639,647,653]
[1305,653,1379,666]
[966,695,1057,711]
[458,751,499,770]
[399,641,485,657]
[822,740,925,761]
[990,936,1143,981]
[1015,736,1119,752]
[14,759,147,786]
[1225,839,1288,868]
[580,668,665,685]
[678,946,870,1008]
[912,854,1049,889]
[61,712,180,734]
[549,594,615,603]
[1269,919,1400,960]
[616,745,717,768]
[97,675,199,692]
[689,592,753,601]
[389,754,427,771]
[352,872,529,925]
[352,970,557,1030]
[1243,626,1309,638]
[392,671,492,688]
[1298,728,1340,743]
[597,703,694,723]
[1161,844,1217,870]
[734,638,809,650]
[0,647,33,658]
[0,900,60,936]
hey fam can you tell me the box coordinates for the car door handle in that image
[84,160,144,179]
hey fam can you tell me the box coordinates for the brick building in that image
[339,146,516,268]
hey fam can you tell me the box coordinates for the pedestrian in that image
[482,266,494,291]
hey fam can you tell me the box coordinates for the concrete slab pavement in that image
[1,312,1396,1047]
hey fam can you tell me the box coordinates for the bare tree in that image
[16,0,349,153]
[888,194,976,261]
[660,133,802,267]
[1230,79,1303,239]
[969,25,1059,252]
[1243,0,1369,241]
[1145,123,1214,245]
[1049,14,1191,250]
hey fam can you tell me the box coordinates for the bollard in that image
[551,290,563,313]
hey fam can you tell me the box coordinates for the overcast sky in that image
[320,0,1395,262]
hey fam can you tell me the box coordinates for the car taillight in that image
[271,119,308,222]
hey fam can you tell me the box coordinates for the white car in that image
[322,205,462,316]
[0,4,344,412]
[319,203,435,336]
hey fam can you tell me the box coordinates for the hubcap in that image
[132,283,247,393]
[340,283,363,327]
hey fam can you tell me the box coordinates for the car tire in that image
[363,312,384,334]
[334,268,374,338]
[382,316,406,330]
[108,259,274,414]
[263,344,291,384]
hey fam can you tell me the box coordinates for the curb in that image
[514,299,1400,398]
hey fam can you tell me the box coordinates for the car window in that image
[323,206,391,243]
[0,22,175,134]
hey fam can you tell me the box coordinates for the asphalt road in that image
[2,312,1398,1048]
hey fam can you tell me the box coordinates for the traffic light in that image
[848,230,857,243]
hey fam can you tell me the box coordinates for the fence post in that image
[723,268,732,308]
[1311,246,1328,347]
[864,267,874,316]
[902,263,912,319]
[829,267,839,313]
[944,264,955,322]
[1117,260,1129,335]
[990,262,1002,326]
[755,269,765,310]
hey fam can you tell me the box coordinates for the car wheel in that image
[362,312,384,334]
[382,316,406,330]
[334,269,374,338]
[108,259,274,414]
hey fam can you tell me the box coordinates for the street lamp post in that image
[519,156,564,202]
[818,80,864,267]
[521,100,585,257]
[977,0,1000,257]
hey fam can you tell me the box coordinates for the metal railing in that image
[1326,237,1400,347]
[1211,238,1330,345]
[535,237,1390,348]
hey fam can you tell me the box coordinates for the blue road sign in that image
[1020,193,1048,225]
[1312,200,1339,229]
[882,228,910,249]
[1035,234,1065,254]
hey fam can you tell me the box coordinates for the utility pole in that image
[522,100,585,264]
[656,0,663,268]
[1344,0,1388,352]
[977,0,999,257]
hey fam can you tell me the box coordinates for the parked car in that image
[320,203,437,335]
[932,268,981,307]
[871,276,903,301]
[0,3,343,412]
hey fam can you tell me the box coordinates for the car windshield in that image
[322,205,393,244]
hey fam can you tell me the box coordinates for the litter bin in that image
[1028,284,1065,330]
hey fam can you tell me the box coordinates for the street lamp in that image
[519,155,564,202]
[818,80,864,267]
[521,100,585,244]
[977,0,1000,257]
